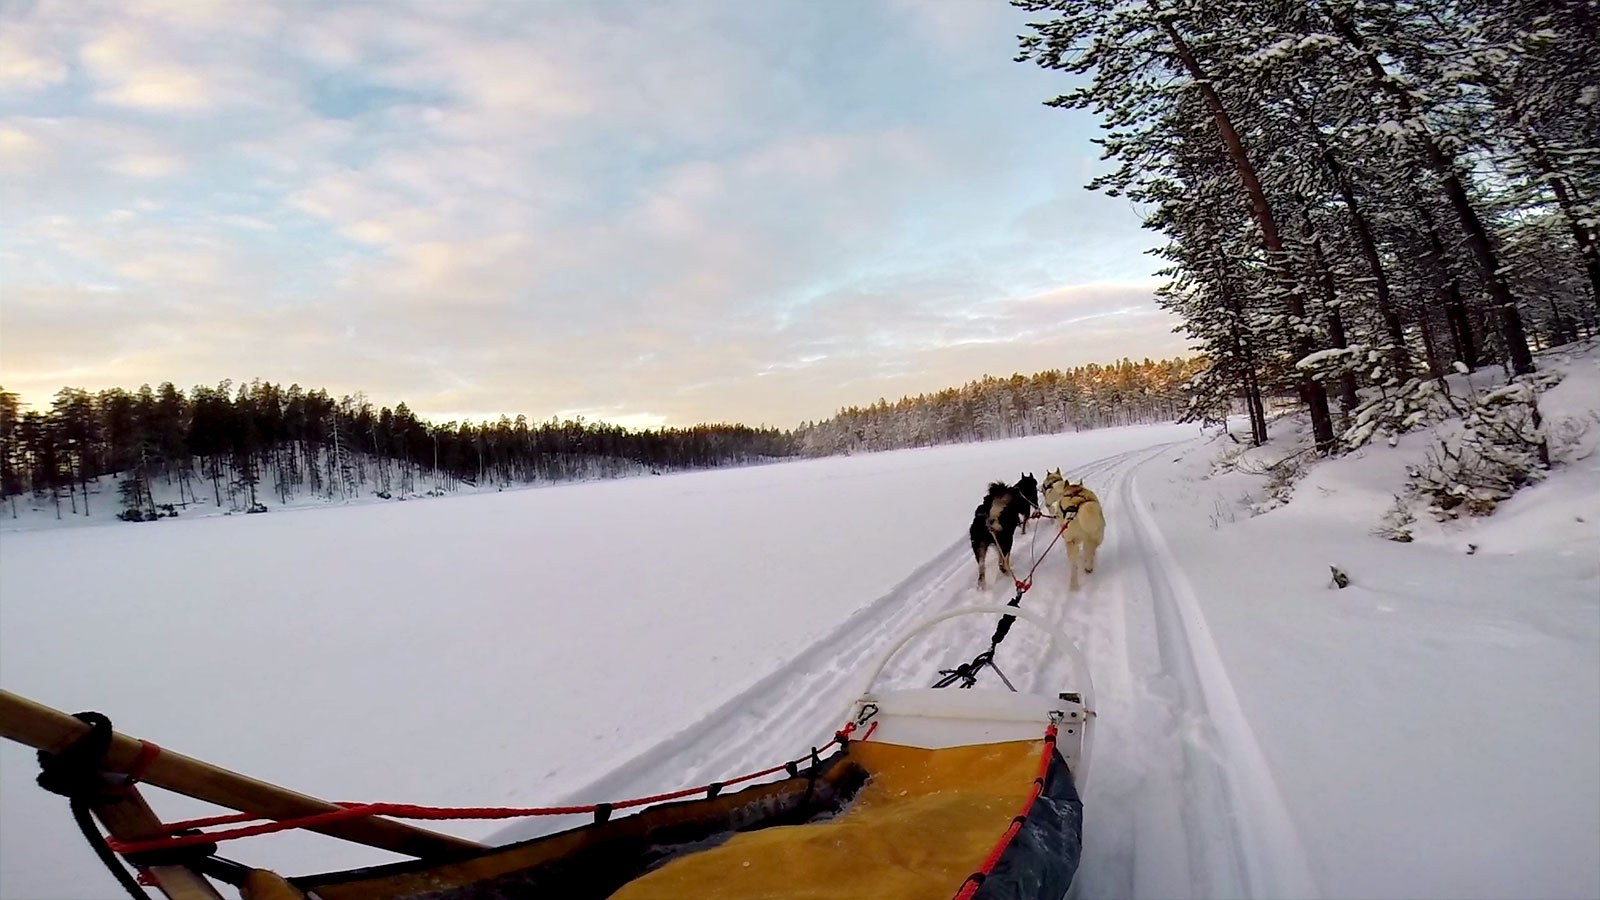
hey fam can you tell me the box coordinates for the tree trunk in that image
[1301,207,1361,416]
[1510,136,1600,310]
[1324,154,1407,369]
[1416,203,1480,369]
[1222,281,1270,446]
[1290,95,1410,373]
[1323,6,1534,375]
[1418,10,1600,310]
[1155,6,1336,449]
[1417,309,1444,378]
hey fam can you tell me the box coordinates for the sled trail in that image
[493,441,1312,900]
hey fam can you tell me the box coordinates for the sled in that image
[0,606,1094,900]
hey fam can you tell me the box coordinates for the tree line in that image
[0,381,792,519]
[0,357,1201,519]
[793,357,1204,455]
[1015,0,1598,447]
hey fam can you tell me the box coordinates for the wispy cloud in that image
[0,0,1180,427]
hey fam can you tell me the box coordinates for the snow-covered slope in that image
[1138,347,1600,899]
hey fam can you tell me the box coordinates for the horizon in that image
[0,0,1188,429]
[0,347,1198,432]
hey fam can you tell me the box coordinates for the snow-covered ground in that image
[2,352,1597,900]
[0,453,661,534]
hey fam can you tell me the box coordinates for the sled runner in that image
[1,606,1093,900]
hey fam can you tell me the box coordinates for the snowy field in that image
[3,374,1598,900]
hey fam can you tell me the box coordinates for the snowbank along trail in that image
[494,442,1313,900]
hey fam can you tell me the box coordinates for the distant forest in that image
[794,357,1203,454]
[0,356,1196,519]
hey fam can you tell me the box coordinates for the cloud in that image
[0,124,47,172]
[81,29,215,111]
[0,0,1180,429]
[0,27,69,91]
[105,152,186,178]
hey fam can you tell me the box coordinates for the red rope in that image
[162,810,262,832]
[951,722,1059,900]
[109,741,161,796]
[109,733,849,856]
[1014,519,1068,593]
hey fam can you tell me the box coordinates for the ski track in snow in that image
[493,442,1314,900]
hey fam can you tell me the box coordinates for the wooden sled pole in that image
[94,787,226,900]
[0,690,485,860]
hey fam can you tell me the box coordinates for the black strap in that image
[69,799,152,900]
[989,592,1024,646]
[37,712,115,800]
[37,712,152,900]
[800,746,822,806]
[933,660,978,688]
[934,646,998,689]
[123,837,221,869]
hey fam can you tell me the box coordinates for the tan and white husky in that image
[1041,468,1105,590]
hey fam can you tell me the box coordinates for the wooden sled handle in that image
[0,690,484,861]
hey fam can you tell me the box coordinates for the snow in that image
[3,348,1597,900]
[0,424,1190,898]
[1138,438,1599,898]
[0,456,648,534]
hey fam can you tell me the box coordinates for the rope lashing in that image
[34,712,158,900]
[100,720,873,858]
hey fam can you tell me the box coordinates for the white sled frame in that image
[848,605,1096,784]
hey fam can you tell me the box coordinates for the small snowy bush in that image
[1410,376,1556,519]
[1246,449,1311,515]
[1210,445,1245,475]
[1298,344,1441,451]
[1342,376,1444,450]
[1374,495,1416,542]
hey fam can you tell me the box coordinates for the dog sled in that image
[1,606,1094,900]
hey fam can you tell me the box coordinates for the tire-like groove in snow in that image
[1123,476,1319,899]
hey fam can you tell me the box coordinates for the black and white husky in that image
[1014,471,1039,534]
[969,473,1038,588]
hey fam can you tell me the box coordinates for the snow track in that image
[493,442,1314,899]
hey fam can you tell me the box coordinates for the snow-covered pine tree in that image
[1015,0,1339,449]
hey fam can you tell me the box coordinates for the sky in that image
[0,0,1186,429]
